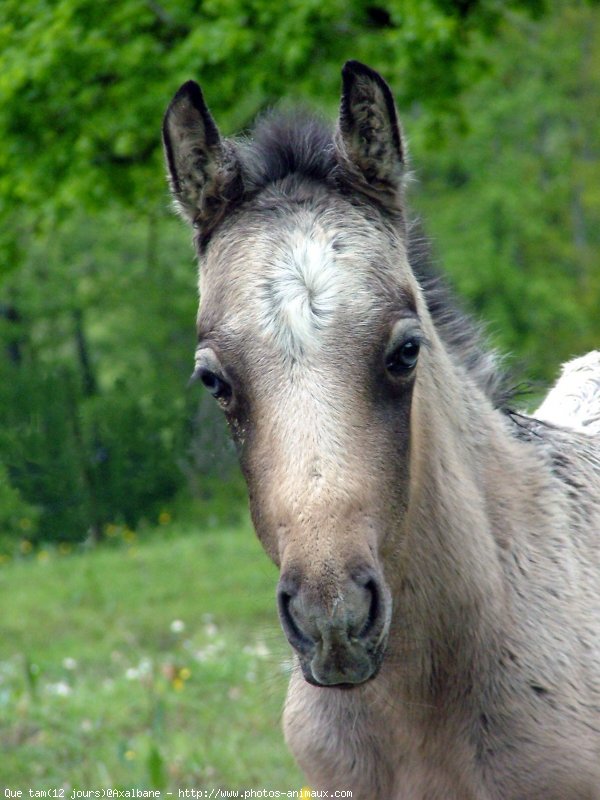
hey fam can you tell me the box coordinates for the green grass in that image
[0,520,304,790]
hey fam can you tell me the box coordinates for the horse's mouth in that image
[298,640,386,688]
[277,566,392,689]
[302,670,380,690]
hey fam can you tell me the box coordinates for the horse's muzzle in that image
[277,567,391,687]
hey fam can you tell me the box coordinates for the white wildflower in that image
[138,657,153,676]
[194,640,225,663]
[243,640,270,659]
[47,681,72,696]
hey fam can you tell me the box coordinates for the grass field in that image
[0,520,304,791]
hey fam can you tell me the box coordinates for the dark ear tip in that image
[340,61,397,119]
[342,59,371,76]
[163,79,221,149]
[342,60,386,85]
[170,80,205,111]
[339,60,402,162]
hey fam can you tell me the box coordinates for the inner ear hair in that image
[335,60,406,201]
[162,81,241,230]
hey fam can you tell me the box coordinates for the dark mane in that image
[236,109,338,192]
[234,110,510,409]
[406,227,511,409]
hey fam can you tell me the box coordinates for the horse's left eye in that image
[385,338,420,375]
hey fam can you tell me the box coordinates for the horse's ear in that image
[162,81,242,232]
[335,61,405,205]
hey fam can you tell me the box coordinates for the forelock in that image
[234,109,338,194]
[197,111,510,409]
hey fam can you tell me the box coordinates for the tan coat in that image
[163,61,600,799]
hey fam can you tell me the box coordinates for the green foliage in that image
[0,365,90,547]
[0,0,545,238]
[0,361,185,546]
[410,2,600,380]
[0,460,39,550]
[1,0,599,543]
[0,4,598,786]
[0,522,301,788]
[0,208,235,545]
[79,388,184,531]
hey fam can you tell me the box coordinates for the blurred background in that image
[0,0,599,790]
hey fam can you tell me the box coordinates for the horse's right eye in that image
[196,367,232,402]
[199,369,230,400]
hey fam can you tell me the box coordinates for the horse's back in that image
[535,350,600,435]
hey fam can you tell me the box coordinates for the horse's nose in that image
[276,568,389,685]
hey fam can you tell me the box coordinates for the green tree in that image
[411,1,600,381]
[0,0,546,258]
[1,0,598,544]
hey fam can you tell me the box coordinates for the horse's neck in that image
[394,357,538,701]
[408,353,520,573]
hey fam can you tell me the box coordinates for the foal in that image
[163,61,600,799]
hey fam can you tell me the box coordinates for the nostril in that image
[277,588,314,654]
[358,578,382,639]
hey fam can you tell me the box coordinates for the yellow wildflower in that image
[158,510,172,525]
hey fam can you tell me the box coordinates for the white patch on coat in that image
[258,229,346,357]
[535,350,600,434]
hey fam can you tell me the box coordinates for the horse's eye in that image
[197,368,232,401]
[385,338,420,375]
